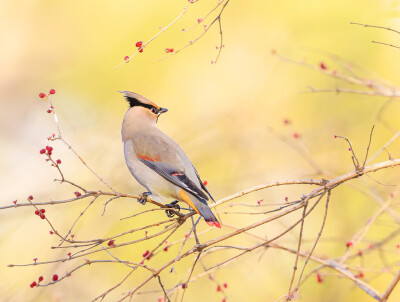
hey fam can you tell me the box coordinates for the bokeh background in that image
[2,0,400,301]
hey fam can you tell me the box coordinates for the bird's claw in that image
[165,200,180,218]
[138,192,151,205]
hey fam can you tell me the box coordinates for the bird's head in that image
[120,91,168,125]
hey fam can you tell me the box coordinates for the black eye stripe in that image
[125,96,158,112]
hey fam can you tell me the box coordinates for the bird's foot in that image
[165,200,180,218]
[138,192,151,205]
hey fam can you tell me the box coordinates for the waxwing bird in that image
[120,91,220,228]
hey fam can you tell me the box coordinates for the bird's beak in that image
[159,107,168,114]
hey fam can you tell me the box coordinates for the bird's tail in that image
[178,189,221,228]
[196,202,221,228]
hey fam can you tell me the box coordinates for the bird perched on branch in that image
[121,91,220,228]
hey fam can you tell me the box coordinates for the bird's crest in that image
[119,91,159,109]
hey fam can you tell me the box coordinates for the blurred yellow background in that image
[2,0,400,301]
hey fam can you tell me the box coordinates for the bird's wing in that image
[132,132,209,203]
[191,164,215,203]
[138,158,209,202]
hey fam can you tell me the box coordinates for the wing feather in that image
[138,158,209,203]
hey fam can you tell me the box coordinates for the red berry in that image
[356,272,364,279]
[316,272,323,283]
[30,281,37,288]
[74,191,82,197]
[217,285,221,292]
[46,146,53,152]
[124,56,129,62]
[33,258,38,263]
[39,93,46,99]
[222,299,226,302]
[357,250,363,256]
[135,41,143,48]
[49,89,56,95]
[40,214,46,219]
[143,250,150,257]
[346,241,353,248]
[40,149,46,154]
[52,274,58,282]
[185,233,188,238]
[293,132,300,139]
[165,48,170,53]
[285,197,288,201]
[138,47,143,53]
[182,283,187,289]
[67,252,72,257]
[40,209,45,213]
[108,240,115,246]
[35,210,40,215]
[223,283,227,288]
[203,180,208,186]
[50,231,54,235]
[169,48,174,53]
[146,252,153,260]
[158,297,164,302]
[334,135,337,138]
[56,159,61,164]
[320,62,327,70]
[257,199,263,205]
[38,276,43,282]
[28,195,33,201]
[197,18,202,23]
[163,246,168,252]
[12,200,17,204]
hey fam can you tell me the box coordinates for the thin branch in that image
[158,276,171,302]
[295,190,331,291]
[286,203,308,301]
[350,22,400,35]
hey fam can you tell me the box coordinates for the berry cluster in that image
[142,250,153,260]
[135,41,144,53]
[40,146,53,156]
[30,274,58,288]
[38,89,56,99]
[34,208,46,220]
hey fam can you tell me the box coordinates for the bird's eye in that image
[151,108,157,114]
